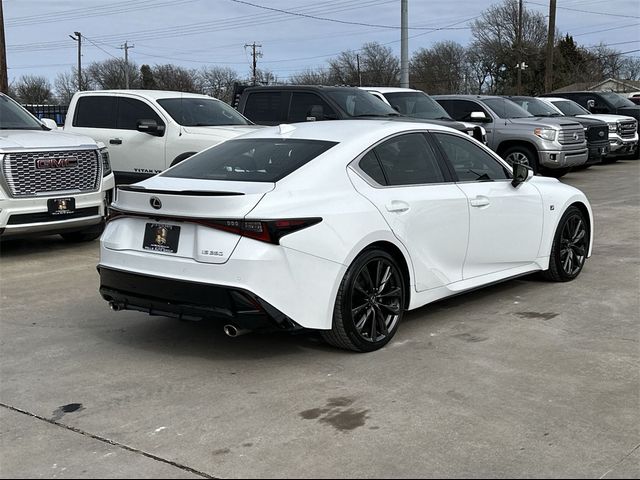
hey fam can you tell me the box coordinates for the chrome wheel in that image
[349,257,403,343]
[505,151,530,166]
[559,213,587,276]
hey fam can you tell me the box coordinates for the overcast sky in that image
[4,0,640,85]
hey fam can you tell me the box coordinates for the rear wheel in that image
[322,249,405,352]
[542,206,589,282]
[502,145,539,174]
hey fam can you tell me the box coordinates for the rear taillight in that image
[106,207,321,245]
[204,218,322,244]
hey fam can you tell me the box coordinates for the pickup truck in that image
[234,85,486,143]
[0,93,115,241]
[537,96,638,160]
[433,95,588,177]
[360,86,486,143]
[507,95,609,166]
[62,90,263,184]
[539,91,640,159]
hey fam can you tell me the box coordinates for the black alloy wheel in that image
[543,206,589,282]
[323,249,405,352]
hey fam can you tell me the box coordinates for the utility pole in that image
[69,32,82,91]
[0,0,8,94]
[544,0,557,93]
[245,42,262,86]
[120,41,134,89]
[516,0,523,95]
[356,54,362,86]
[400,0,409,87]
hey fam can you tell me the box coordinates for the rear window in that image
[163,138,337,182]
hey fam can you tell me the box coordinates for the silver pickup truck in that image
[434,95,588,177]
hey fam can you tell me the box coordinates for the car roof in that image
[359,87,424,94]
[431,94,503,101]
[243,85,362,92]
[74,90,219,101]
[236,119,464,144]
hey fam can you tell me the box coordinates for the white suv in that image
[0,93,115,241]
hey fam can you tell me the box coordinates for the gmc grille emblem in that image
[150,197,162,210]
[35,157,79,169]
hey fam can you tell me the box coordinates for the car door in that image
[436,99,496,146]
[70,95,167,183]
[350,132,469,292]
[431,131,543,280]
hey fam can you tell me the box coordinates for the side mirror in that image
[137,119,165,136]
[511,161,531,187]
[470,111,492,123]
[306,105,324,122]
[41,118,58,130]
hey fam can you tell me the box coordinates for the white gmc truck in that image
[0,93,115,241]
[62,90,263,184]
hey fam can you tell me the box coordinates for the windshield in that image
[551,99,590,116]
[326,89,399,117]
[510,97,561,117]
[157,97,251,126]
[0,94,46,130]
[599,92,636,108]
[383,91,452,120]
[163,138,337,182]
[482,98,533,119]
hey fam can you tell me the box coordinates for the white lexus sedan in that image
[99,120,593,352]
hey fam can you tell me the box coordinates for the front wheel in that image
[542,206,589,282]
[322,249,405,352]
[502,145,539,174]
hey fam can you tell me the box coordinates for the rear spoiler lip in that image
[117,185,245,196]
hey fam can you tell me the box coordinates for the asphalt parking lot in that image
[1,160,638,479]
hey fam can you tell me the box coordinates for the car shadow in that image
[0,235,99,257]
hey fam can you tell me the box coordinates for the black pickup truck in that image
[234,85,485,142]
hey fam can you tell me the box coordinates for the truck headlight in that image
[534,128,557,141]
[99,147,111,176]
[609,123,617,132]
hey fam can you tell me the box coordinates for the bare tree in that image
[86,58,141,90]
[411,41,467,94]
[621,57,640,82]
[200,66,241,103]
[14,75,53,104]
[329,42,399,86]
[252,68,279,85]
[289,67,335,86]
[152,64,202,92]
[54,68,91,104]
[470,0,547,94]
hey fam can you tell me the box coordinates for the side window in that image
[243,92,283,124]
[73,96,117,128]
[116,97,163,130]
[288,92,337,122]
[433,133,509,182]
[437,99,489,122]
[358,150,387,185]
[373,133,445,186]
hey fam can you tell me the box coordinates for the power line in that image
[230,0,470,30]
[526,1,640,19]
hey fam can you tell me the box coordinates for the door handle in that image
[109,138,122,145]
[385,200,410,213]
[470,195,490,207]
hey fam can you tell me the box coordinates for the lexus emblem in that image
[150,197,162,210]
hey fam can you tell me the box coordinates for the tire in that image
[542,206,589,282]
[322,249,405,352]
[502,145,539,174]
[60,223,104,243]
